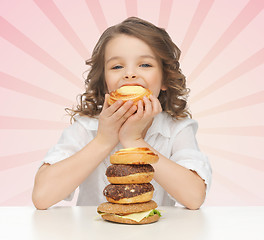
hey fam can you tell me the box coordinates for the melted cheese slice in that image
[99,209,153,223]
[119,210,152,222]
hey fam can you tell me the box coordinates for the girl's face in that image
[104,34,166,97]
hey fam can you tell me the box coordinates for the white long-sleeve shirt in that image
[42,112,212,206]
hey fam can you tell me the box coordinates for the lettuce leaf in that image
[148,209,161,217]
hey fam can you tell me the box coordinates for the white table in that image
[0,206,263,240]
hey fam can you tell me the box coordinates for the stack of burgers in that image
[97,147,161,224]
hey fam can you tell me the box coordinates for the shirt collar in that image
[74,114,98,130]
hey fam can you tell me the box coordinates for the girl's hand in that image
[119,95,162,148]
[96,94,137,148]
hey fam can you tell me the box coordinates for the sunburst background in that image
[0,0,263,207]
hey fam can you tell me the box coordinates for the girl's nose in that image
[124,65,137,80]
[124,69,137,80]
[124,74,137,80]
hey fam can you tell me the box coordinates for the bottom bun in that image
[107,172,154,184]
[102,213,160,225]
[106,191,153,204]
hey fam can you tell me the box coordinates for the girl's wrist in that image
[94,135,118,150]
[121,137,147,149]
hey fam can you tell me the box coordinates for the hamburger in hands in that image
[107,85,152,105]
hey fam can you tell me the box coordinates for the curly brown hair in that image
[67,17,191,120]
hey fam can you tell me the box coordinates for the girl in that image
[32,17,212,210]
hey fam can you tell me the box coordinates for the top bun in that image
[108,86,152,105]
[110,147,159,165]
[97,200,158,215]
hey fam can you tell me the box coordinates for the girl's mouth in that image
[120,83,145,88]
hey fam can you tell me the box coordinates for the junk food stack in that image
[97,147,161,224]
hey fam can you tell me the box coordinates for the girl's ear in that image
[161,84,167,91]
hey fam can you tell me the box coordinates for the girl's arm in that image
[122,139,206,210]
[32,137,113,210]
[32,97,137,210]
[119,95,206,210]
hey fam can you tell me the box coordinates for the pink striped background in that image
[0,0,263,206]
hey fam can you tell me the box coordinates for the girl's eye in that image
[140,63,152,67]
[112,65,123,70]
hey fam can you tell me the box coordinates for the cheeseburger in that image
[97,200,161,224]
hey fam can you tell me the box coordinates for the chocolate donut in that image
[106,164,154,184]
[103,183,154,204]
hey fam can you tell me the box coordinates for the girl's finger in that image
[104,99,124,117]
[103,94,110,108]
[119,104,137,122]
[135,100,144,118]
[112,100,134,120]
[150,95,162,114]
[143,96,152,115]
